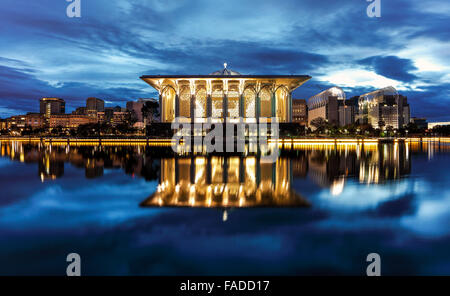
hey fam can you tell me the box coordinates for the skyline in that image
[0,0,449,121]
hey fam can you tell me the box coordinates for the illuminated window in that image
[244,88,256,118]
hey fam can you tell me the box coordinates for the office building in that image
[40,98,65,118]
[307,86,350,127]
[358,86,402,129]
[292,99,307,125]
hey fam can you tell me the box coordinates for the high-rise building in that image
[358,87,402,129]
[399,95,410,127]
[292,99,307,125]
[40,98,65,118]
[126,99,145,122]
[338,104,355,126]
[86,97,105,112]
[86,97,105,118]
[307,87,352,128]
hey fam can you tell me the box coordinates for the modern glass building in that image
[358,86,402,129]
[307,86,350,127]
[140,64,311,123]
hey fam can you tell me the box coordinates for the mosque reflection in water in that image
[141,156,308,208]
[2,140,442,207]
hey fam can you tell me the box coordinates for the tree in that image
[433,125,450,136]
[385,125,394,137]
[141,100,160,125]
[141,100,160,137]
[378,120,386,131]
[51,126,63,136]
[406,122,420,134]
[310,117,327,134]
[360,123,374,136]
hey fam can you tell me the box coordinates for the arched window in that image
[275,86,289,122]
[162,86,176,122]
[244,88,256,118]
[227,84,240,118]
[211,84,223,119]
[195,88,207,118]
[259,87,272,118]
[179,86,191,118]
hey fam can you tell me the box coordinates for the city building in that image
[72,107,87,115]
[97,107,115,124]
[86,97,105,118]
[39,98,65,118]
[24,113,44,129]
[358,86,403,129]
[338,104,355,126]
[307,86,351,127]
[111,111,129,126]
[0,119,7,130]
[292,99,307,125]
[400,95,410,127]
[140,64,311,123]
[6,115,26,130]
[126,99,145,122]
[127,98,160,124]
[49,114,96,129]
[428,121,450,129]
[411,117,433,129]
[48,115,70,129]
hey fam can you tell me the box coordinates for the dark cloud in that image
[0,64,153,116]
[359,56,418,82]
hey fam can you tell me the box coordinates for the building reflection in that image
[303,142,411,188]
[141,156,309,208]
[0,141,164,183]
[1,140,445,204]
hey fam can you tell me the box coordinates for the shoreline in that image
[1,136,449,145]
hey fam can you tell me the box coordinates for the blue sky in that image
[0,0,449,121]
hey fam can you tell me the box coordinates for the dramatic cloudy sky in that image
[0,0,449,121]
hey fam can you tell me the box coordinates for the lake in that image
[0,139,449,275]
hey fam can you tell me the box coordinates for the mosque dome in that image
[209,63,241,75]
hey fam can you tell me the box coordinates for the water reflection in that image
[1,139,450,275]
[0,140,432,205]
[141,157,309,208]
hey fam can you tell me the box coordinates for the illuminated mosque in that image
[140,63,311,123]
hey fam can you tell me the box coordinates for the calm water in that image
[0,140,449,275]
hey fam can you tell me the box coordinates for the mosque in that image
[140,64,311,123]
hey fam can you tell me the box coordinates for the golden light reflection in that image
[141,156,309,208]
[1,139,446,203]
